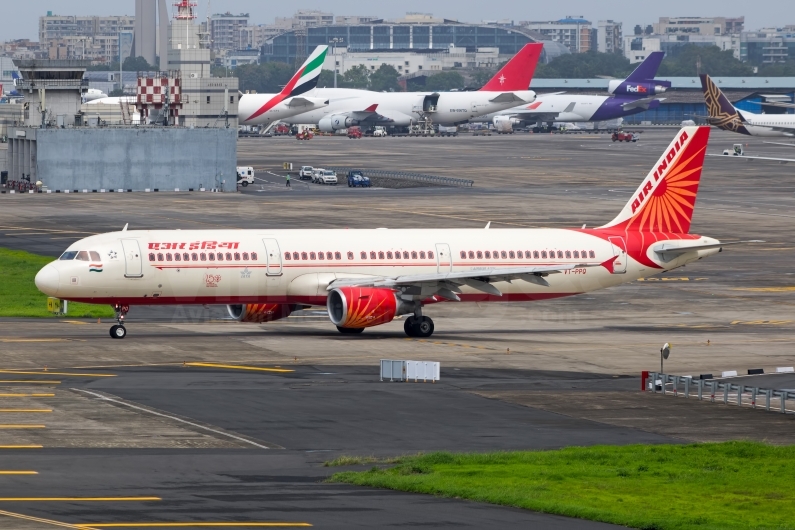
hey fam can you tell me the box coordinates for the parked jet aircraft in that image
[83,88,108,103]
[238,45,330,126]
[474,51,669,131]
[36,127,736,341]
[280,43,543,131]
[701,74,795,137]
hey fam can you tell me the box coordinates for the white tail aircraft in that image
[36,127,732,340]
[237,45,330,126]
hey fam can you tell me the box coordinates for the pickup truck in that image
[347,170,371,188]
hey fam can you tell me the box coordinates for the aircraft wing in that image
[758,101,795,110]
[707,154,795,163]
[622,97,664,111]
[764,142,795,148]
[327,261,612,300]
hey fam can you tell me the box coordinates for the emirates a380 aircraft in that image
[237,45,330,127]
[36,127,729,340]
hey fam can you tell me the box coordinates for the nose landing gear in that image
[110,304,129,339]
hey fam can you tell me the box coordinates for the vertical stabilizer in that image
[700,74,751,135]
[600,126,710,233]
[625,51,665,82]
[281,45,329,97]
[479,43,543,91]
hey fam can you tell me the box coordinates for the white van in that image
[236,167,254,187]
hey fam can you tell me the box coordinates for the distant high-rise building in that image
[38,12,135,64]
[597,20,623,54]
[210,13,249,53]
[653,17,744,36]
[134,0,157,65]
[521,17,592,53]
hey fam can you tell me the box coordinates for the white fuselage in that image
[283,88,536,127]
[237,94,329,126]
[35,228,717,308]
[475,94,609,124]
[737,110,795,137]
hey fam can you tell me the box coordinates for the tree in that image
[108,88,125,97]
[757,61,795,76]
[211,66,229,78]
[658,45,753,76]
[122,56,156,72]
[423,71,465,91]
[234,61,295,94]
[340,65,370,89]
[534,51,632,79]
[317,69,336,88]
[369,64,401,92]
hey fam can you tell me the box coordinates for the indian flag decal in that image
[245,45,328,122]
[89,263,103,273]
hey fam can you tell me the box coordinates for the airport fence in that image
[648,372,795,414]
[326,167,474,188]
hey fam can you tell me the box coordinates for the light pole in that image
[329,38,343,88]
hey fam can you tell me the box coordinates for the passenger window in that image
[174,253,181,262]
[217,253,224,261]
[310,252,316,260]
[565,251,571,259]
[200,252,207,261]
[468,251,474,259]
[235,253,241,261]
[370,251,377,259]
[412,251,418,259]
[149,253,156,261]
[589,250,595,259]
[76,251,90,261]
[403,251,409,259]
[581,250,587,258]
[428,251,434,259]
[59,251,78,260]
[361,251,367,259]
[379,251,385,259]
[493,251,499,259]
[166,253,173,261]
[557,251,564,259]
[183,253,190,261]
[291,252,298,260]
[484,251,491,259]
[208,253,215,261]
[541,251,547,259]
[533,251,539,259]
[335,252,342,260]
[284,252,292,260]
[348,252,354,260]
[157,253,164,261]
[387,251,393,259]
[301,252,308,260]
[509,251,515,259]
[242,252,249,260]
[251,252,258,260]
[318,252,324,260]
[501,251,507,259]
[419,251,426,259]
[573,251,579,259]
[477,251,483,259]
[327,252,334,260]
[89,251,101,261]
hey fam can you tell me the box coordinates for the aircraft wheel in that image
[110,325,127,339]
[415,317,434,338]
[404,318,417,337]
[337,326,364,334]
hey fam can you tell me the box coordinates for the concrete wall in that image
[10,127,236,192]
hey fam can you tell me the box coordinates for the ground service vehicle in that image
[347,126,362,139]
[299,166,314,180]
[372,126,387,137]
[612,131,638,142]
[273,123,291,136]
[296,130,313,140]
[36,127,733,342]
[438,126,458,137]
[347,171,371,187]
[236,167,254,187]
[723,144,744,156]
[318,170,338,185]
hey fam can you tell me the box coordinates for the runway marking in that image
[0,394,55,397]
[0,497,160,502]
[404,338,490,350]
[0,471,37,474]
[731,320,791,326]
[0,408,51,412]
[0,381,61,384]
[0,370,116,377]
[638,277,708,282]
[78,522,312,530]
[0,509,95,530]
[0,339,80,343]
[185,362,294,373]
[72,389,274,449]
[733,287,795,292]
[61,320,89,325]
[0,445,42,449]
[0,425,46,429]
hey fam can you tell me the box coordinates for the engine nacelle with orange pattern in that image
[227,303,295,323]
[327,287,414,329]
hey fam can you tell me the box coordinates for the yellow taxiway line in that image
[0,425,46,429]
[78,522,312,530]
[0,381,61,384]
[0,393,55,397]
[0,509,96,529]
[0,445,43,449]
[0,370,116,377]
[185,363,294,373]
[0,497,161,502]
[0,471,38,475]
[0,409,52,412]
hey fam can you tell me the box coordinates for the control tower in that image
[13,59,89,127]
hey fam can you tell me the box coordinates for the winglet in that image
[600,256,617,273]
[363,104,378,112]
[480,43,543,91]
[122,223,128,232]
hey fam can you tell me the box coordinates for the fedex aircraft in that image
[277,43,543,131]
[476,51,669,131]
[237,46,330,126]
[36,127,732,340]
[701,74,795,137]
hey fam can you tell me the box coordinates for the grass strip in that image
[0,248,113,318]
[329,442,795,530]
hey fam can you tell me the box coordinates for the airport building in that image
[624,16,745,63]
[741,27,795,63]
[520,18,593,53]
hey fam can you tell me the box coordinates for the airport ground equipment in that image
[347,170,371,188]
[236,167,254,187]
[380,360,440,382]
[299,166,314,180]
[327,167,474,188]
[347,126,362,139]
[723,144,744,156]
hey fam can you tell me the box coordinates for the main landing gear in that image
[110,304,129,340]
[404,314,434,338]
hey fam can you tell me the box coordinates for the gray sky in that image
[2,0,788,41]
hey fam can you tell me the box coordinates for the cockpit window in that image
[76,251,90,261]
[59,251,78,261]
[89,251,101,261]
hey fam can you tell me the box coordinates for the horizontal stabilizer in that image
[488,92,528,104]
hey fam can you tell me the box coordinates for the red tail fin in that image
[600,126,710,234]
[479,43,543,92]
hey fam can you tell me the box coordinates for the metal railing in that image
[15,79,90,90]
[650,372,795,414]
[326,167,474,188]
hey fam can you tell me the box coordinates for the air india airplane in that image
[36,126,730,340]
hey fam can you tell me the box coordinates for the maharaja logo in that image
[630,130,689,214]
[626,85,648,93]
[89,263,103,273]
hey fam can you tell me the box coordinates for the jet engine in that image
[493,115,519,133]
[327,286,416,329]
[318,115,357,132]
[608,80,670,96]
[227,303,295,323]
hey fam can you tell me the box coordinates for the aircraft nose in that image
[35,264,60,296]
